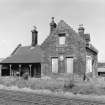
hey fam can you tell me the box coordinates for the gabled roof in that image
[57,20,71,30]
[0,45,44,64]
[55,20,76,34]
[41,20,85,47]
[86,44,98,54]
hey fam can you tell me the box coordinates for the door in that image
[52,58,58,73]
[35,63,41,78]
[66,57,73,73]
[31,63,41,78]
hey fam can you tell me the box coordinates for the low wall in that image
[0,89,105,105]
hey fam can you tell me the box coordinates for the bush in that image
[16,79,27,88]
[0,77,17,87]
[78,85,95,95]
[64,80,75,89]
[22,72,29,80]
[15,78,64,91]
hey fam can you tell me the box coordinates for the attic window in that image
[59,34,65,45]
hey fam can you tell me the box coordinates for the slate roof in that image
[42,20,80,46]
[1,19,98,64]
[86,44,98,54]
[55,20,78,35]
[56,20,98,54]
[0,45,44,64]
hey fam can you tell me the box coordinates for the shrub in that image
[0,77,17,87]
[22,72,29,80]
[64,80,75,89]
[16,79,27,88]
[78,85,95,95]
[12,78,64,91]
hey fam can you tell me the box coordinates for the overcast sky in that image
[0,0,105,62]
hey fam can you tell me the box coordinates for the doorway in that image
[31,63,41,78]
[1,65,10,76]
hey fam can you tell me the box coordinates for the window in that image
[52,58,58,73]
[86,56,92,73]
[59,34,65,45]
[66,57,73,73]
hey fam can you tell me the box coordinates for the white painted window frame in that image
[66,57,73,74]
[51,57,58,73]
[59,36,66,45]
[86,55,92,73]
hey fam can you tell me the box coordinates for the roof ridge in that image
[11,44,22,56]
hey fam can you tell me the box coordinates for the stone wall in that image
[86,48,98,77]
[41,20,86,78]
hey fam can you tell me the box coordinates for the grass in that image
[0,77,65,91]
[1,76,105,96]
[63,77,105,95]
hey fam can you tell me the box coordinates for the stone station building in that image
[0,18,98,80]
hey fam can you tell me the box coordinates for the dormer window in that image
[59,34,65,45]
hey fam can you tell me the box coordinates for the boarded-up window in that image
[66,57,73,73]
[86,56,92,73]
[52,58,58,73]
[59,36,65,45]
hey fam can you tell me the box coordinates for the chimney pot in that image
[50,17,57,32]
[78,24,85,34]
[85,34,90,46]
[78,24,85,40]
[31,26,38,46]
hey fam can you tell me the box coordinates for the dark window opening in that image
[98,72,105,77]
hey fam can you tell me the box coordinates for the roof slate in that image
[86,44,98,54]
[1,19,98,64]
[1,45,44,64]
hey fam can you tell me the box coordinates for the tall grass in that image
[0,77,65,91]
[1,76,105,95]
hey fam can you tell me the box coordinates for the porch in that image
[1,63,41,78]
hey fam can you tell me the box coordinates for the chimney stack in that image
[31,26,38,46]
[85,34,90,46]
[78,24,91,46]
[50,17,57,32]
[78,24,85,40]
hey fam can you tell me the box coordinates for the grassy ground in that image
[0,76,105,95]
[64,77,105,95]
[0,76,65,91]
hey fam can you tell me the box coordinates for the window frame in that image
[51,57,58,73]
[66,57,74,74]
[58,34,66,45]
[86,55,92,73]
